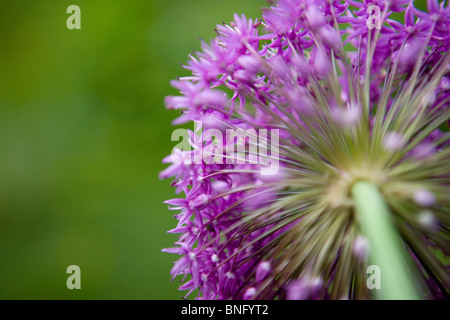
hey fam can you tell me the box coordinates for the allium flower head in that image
[161,0,449,300]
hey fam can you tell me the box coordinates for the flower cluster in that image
[161,0,449,300]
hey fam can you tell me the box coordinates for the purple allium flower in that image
[161,0,449,300]
[383,131,407,151]
[255,261,272,283]
[417,210,439,232]
[352,235,371,262]
[413,188,436,206]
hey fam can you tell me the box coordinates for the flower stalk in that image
[352,181,421,300]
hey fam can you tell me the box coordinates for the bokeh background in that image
[0,0,266,299]
[0,0,429,299]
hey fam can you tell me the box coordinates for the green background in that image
[0,0,265,299]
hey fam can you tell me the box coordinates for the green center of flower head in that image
[162,0,449,300]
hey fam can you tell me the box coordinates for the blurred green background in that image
[0,0,265,299]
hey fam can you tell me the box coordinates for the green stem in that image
[351,181,421,300]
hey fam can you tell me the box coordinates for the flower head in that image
[161,0,449,300]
